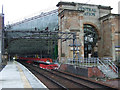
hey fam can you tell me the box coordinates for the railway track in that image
[29,66,67,89]
[51,70,110,88]
[19,61,117,89]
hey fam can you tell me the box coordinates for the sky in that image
[0,0,119,25]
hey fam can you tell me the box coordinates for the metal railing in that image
[67,57,118,74]
[97,58,108,69]
[67,57,98,67]
[101,57,118,74]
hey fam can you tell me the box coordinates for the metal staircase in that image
[97,58,118,79]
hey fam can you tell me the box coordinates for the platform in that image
[0,61,48,89]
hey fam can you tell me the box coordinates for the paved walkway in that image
[0,61,48,89]
[103,79,120,89]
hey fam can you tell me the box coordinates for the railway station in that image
[0,1,119,89]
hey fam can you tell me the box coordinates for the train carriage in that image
[17,57,58,69]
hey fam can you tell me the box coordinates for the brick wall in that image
[59,64,105,78]
[99,14,120,60]
[57,2,113,61]
[88,67,105,78]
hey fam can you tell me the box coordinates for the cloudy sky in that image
[0,0,119,25]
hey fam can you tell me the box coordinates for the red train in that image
[17,57,59,69]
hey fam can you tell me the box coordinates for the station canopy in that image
[5,9,59,57]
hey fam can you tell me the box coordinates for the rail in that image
[102,57,118,74]
[20,61,67,89]
[67,57,98,67]
[21,61,115,89]
[97,58,106,68]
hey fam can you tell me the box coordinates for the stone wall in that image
[57,6,84,61]
[57,2,115,62]
[99,14,120,61]
[59,64,105,78]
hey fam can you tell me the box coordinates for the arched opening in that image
[84,24,98,58]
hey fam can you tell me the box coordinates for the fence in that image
[67,57,118,74]
[67,57,98,67]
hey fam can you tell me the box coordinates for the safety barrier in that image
[101,57,118,74]
[67,57,118,74]
[67,57,98,67]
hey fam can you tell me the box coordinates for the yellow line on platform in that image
[14,61,32,88]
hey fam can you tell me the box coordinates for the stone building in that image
[5,1,119,62]
[99,14,120,61]
[57,2,120,61]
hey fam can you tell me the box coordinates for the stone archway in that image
[84,24,98,58]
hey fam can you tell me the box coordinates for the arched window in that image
[84,24,98,58]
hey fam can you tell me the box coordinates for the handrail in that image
[97,58,108,69]
[102,57,118,74]
[110,61,118,73]
[106,60,117,73]
[68,58,100,67]
[107,60,118,73]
